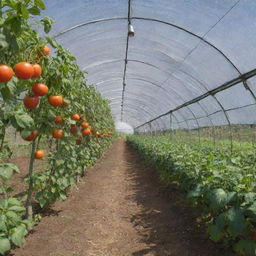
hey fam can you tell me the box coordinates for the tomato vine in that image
[0,0,115,254]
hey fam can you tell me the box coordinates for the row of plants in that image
[127,134,256,256]
[0,0,115,254]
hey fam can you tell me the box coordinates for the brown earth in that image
[10,139,236,256]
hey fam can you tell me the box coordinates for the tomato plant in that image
[0,0,115,254]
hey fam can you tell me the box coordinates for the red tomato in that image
[54,116,64,124]
[0,65,14,82]
[35,150,44,159]
[23,96,40,109]
[81,122,89,128]
[70,125,78,134]
[48,95,63,107]
[14,62,34,80]
[32,83,48,96]
[82,128,91,136]
[32,64,42,78]
[22,130,39,141]
[71,114,80,121]
[52,129,64,139]
[38,45,50,57]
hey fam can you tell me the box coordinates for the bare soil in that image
[10,139,235,256]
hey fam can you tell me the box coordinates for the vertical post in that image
[170,113,173,141]
[26,140,36,219]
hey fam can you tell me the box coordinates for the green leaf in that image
[14,112,34,129]
[6,211,21,223]
[10,224,27,247]
[207,223,224,242]
[207,188,228,211]
[0,237,11,255]
[35,0,46,9]
[10,17,22,34]
[40,17,55,33]
[234,239,256,256]
[59,192,67,201]
[225,207,247,237]
[20,4,29,19]
[1,86,11,101]
[244,193,256,205]
[7,197,21,207]
[0,214,7,231]
[28,6,40,15]
[46,36,58,48]
[8,206,25,213]
[187,184,203,199]
[0,163,19,182]
[245,202,256,220]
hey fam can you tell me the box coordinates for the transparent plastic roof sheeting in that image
[42,0,256,132]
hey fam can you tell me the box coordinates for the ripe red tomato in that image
[14,62,34,80]
[76,137,82,145]
[52,129,64,139]
[0,65,13,82]
[23,96,40,109]
[31,64,42,78]
[70,125,78,134]
[54,115,64,124]
[35,150,44,159]
[71,114,80,121]
[38,45,50,57]
[82,128,91,136]
[22,130,39,141]
[48,95,63,107]
[81,122,89,128]
[32,83,48,96]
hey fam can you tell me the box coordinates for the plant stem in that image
[0,126,6,151]
[25,139,36,219]
[36,134,42,150]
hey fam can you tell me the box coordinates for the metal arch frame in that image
[81,51,235,129]
[84,58,227,131]
[102,90,171,111]
[53,16,256,131]
[95,77,184,114]
[110,101,164,129]
[109,97,167,120]
[54,16,243,76]
[94,68,206,116]
[96,77,193,127]
[97,77,197,126]
[83,56,235,131]
[135,68,256,129]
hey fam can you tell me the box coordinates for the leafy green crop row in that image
[128,134,256,256]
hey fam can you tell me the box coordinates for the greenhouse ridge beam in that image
[135,68,256,130]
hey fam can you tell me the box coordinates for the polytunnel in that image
[2,1,256,255]
[41,0,256,134]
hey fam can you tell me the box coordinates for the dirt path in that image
[12,140,235,256]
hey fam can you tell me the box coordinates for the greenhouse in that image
[0,0,256,255]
